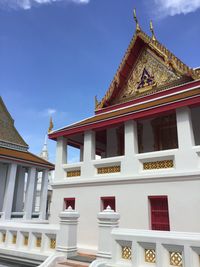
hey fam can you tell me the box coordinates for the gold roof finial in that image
[48,116,54,133]
[150,20,156,41]
[95,95,99,109]
[133,8,141,32]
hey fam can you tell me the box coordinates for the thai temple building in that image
[48,12,200,257]
[0,10,200,267]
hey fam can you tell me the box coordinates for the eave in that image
[49,81,200,141]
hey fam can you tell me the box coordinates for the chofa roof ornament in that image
[133,8,141,32]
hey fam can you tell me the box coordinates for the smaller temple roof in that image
[0,147,54,170]
[0,97,28,150]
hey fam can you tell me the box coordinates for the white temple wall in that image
[50,177,200,253]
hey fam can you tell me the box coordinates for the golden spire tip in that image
[48,116,54,134]
[150,20,156,41]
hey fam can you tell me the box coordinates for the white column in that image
[23,167,37,220]
[0,163,8,212]
[82,130,95,177]
[80,145,83,162]
[39,170,49,220]
[122,120,139,174]
[56,207,80,257]
[2,163,17,220]
[176,107,198,170]
[54,136,67,181]
[97,206,120,259]
[106,128,118,157]
[12,166,26,212]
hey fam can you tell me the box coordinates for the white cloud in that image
[0,0,90,10]
[154,0,200,16]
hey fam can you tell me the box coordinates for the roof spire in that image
[40,134,49,161]
[150,20,156,41]
[133,8,141,32]
[48,116,54,133]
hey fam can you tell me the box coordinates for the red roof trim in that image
[49,95,200,140]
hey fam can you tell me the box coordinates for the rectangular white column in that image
[54,136,67,181]
[2,163,17,220]
[39,170,49,220]
[23,167,37,220]
[122,120,139,174]
[0,163,8,212]
[106,127,118,157]
[82,130,95,177]
[176,107,198,170]
[12,166,26,212]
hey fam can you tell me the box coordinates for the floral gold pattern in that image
[50,238,56,249]
[122,246,132,260]
[170,252,182,266]
[97,166,120,174]
[143,160,174,170]
[24,236,29,246]
[36,237,42,248]
[117,48,180,103]
[67,170,81,177]
[145,249,156,263]
[12,234,17,244]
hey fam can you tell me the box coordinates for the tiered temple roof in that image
[0,96,54,170]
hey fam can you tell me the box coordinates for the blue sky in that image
[0,0,200,162]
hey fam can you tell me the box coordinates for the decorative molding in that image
[0,140,28,152]
[143,160,174,170]
[97,166,121,174]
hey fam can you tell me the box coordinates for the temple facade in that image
[49,21,200,254]
[0,96,54,222]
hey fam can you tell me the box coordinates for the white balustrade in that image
[108,228,200,267]
[0,222,59,264]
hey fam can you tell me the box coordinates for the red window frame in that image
[101,196,116,211]
[64,198,75,210]
[149,196,170,231]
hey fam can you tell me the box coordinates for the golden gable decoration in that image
[96,20,200,110]
[115,48,181,103]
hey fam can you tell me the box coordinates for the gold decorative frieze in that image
[36,237,42,248]
[24,236,29,246]
[12,234,17,244]
[145,249,156,263]
[170,252,182,266]
[143,160,174,170]
[122,246,132,260]
[97,166,120,174]
[67,170,81,177]
[50,238,56,249]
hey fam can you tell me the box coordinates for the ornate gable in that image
[96,29,200,110]
[112,47,182,104]
[0,97,28,150]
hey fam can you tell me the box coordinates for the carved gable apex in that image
[96,30,200,110]
[0,97,28,149]
[113,48,182,104]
